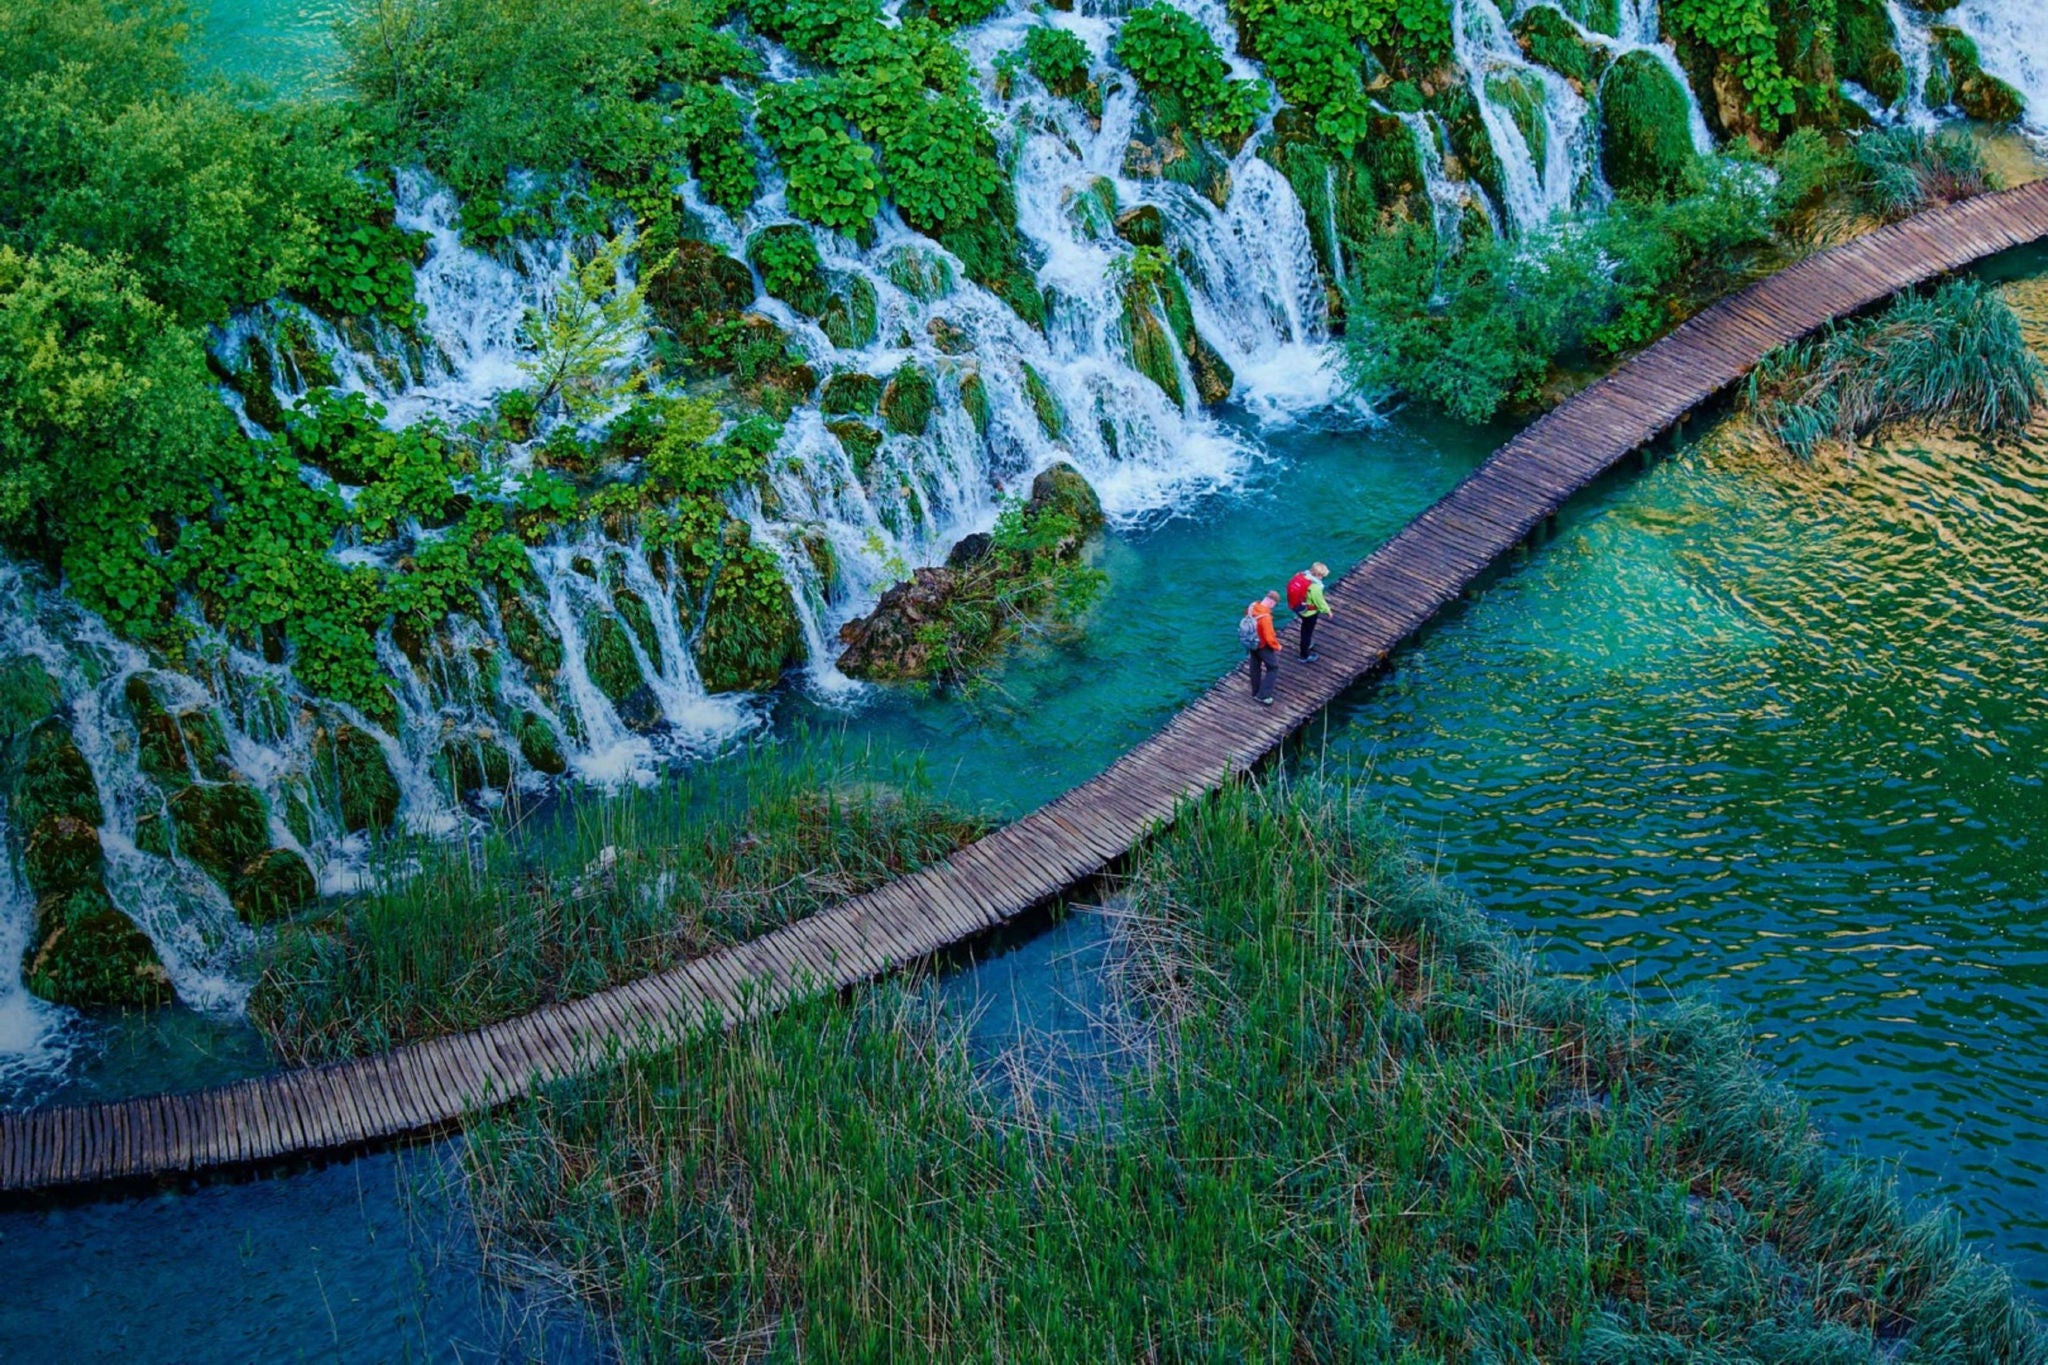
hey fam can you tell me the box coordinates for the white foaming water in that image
[1882,0,1938,126]
[1456,0,1601,232]
[1946,0,2048,139]
[0,804,72,1086]
[1398,109,1496,241]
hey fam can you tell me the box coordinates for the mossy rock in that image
[23,815,104,898]
[1486,70,1551,169]
[926,317,972,355]
[445,737,514,802]
[1025,463,1105,541]
[615,589,660,660]
[1020,363,1066,441]
[959,370,992,437]
[1121,292,1185,407]
[885,247,956,300]
[819,277,879,349]
[932,191,1046,329]
[1601,52,1703,202]
[645,240,758,340]
[232,847,317,926]
[166,782,271,888]
[880,362,937,437]
[691,535,804,694]
[1187,333,1234,406]
[1433,84,1508,217]
[1554,0,1621,35]
[13,719,102,832]
[799,529,839,591]
[125,675,231,787]
[275,311,338,390]
[313,724,402,833]
[829,420,885,481]
[1514,5,1610,88]
[512,711,567,776]
[746,224,830,317]
[1114,204,1164,248]
[821,371,883,415]
[0,657,58,741]
[1065,177,1120,242]
[498,589,565,677]
[23,887,171,1009]
[585,614,646,704]
[1931,27,2025,123]
[1837,0,1907,107]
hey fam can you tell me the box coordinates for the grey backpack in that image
[1236,611,1262,651]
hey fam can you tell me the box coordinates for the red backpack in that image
[1286,571,1311,611]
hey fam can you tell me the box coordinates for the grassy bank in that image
[249,743,990,1063]
[460,777,2043,1360]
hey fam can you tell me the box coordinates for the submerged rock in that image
[232,847,317,926]
[23,887,172,1009]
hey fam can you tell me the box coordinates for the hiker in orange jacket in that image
[1243,591,1281,706]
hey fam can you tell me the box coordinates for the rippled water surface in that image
[1324,263,2048,1285]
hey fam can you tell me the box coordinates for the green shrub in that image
[1115,6,1268,143]
[1023,25,1092,98]
[747,224,830,316]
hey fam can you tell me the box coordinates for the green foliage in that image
[1853,125,1990,222]
[920,0,1001,27]
[387,504,532,631]
[1115,6,1267,143]
[1023,25,1092,98]
[250,745,990,1061]
[1661,0,1826,133]
[295,181,428,328]
[755,83,887,235]
[518,236,655,418]
[1748,279,2044,458]
[347,423,470,538]
[460,775,2048,1359]
[1233,0,1450,79]
[0,0,363,325]
[746,225,828,316]
[645,396,771,494]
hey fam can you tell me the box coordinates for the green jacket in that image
[1302,576,1330,616]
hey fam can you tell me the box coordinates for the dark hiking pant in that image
[1248,645,1278,701]
[1299,611,1320,659]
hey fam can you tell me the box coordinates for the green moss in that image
[232,847,317,926]
[1931,27,2025,123]
[513,711,568,776]
[819,277,879,349]
[125,675,232,788]
[828,420,885,481]
[22,815,103,898]
[1121,289,1185,407]
[1514,5,1610,87]
[885,247,956,300]
[821,371,883,415]
[879,362,936,436]
[1021,363,1066,441]
[615,589,660,660]
[691,532,804,694]
[1066,177,1120,243]
[498,589,566,678]
[645,240,758,343]
[445,737,514,802]
[1434,84,1508,216]
[1113,204,1164,248]
[165,782,271,889]
[313,724,402,833]
[23,887,171,1009]
[1601,52,1703,201]
[1557,0,1621,35]
[1837,0,1907,107]
[1487,71,1551,170]
[959,370,991,437]
[0,657,58,741]
[13,720,102,832]
[585,614,646,704]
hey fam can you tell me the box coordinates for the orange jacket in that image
[1248,600,1279,651]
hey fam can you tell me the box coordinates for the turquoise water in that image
[196,0,342,94]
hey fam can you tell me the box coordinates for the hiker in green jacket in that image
[1286,563,1333,662]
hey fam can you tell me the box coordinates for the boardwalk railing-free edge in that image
[10,178,2048,1193]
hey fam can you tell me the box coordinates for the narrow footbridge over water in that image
[10,180,2048,1193]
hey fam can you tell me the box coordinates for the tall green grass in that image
[1854,126,1992,223]
[461,777,2044,1361]
[1749,278,2045,459]
[249,742,990,1063]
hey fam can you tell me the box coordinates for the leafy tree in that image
[518,236,658,419]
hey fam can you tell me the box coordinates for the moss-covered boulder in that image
[1932,27,2025,123]
[23,887,172,1009]
[959,370,992,437]
[23,815,103,897]
[687,525,805,694]
[828,419,884,482]
[1837,0,1907,107]
[313,724,402,833]
[445,737,514,802]
[1435,84,1509,217]
[498,589,566,680]
[835,567,961,681]
[166,782,270,888]
[125,675,231,787]
[14,719,101,832]
[614,589,660,659]
[746,224,829,317]
[512,711,567,776]
[645,240,757,341]
[584,614,646,704]
[819,277,879,349]
[232,847,316,926]
[885,247,956,300]
[821,371,883,415]
[1514,5,1611,88]
[880,362,937,437]
[1601,53,1703,201]
[926,317,972,355]
[1122,292,1185,407]
[1025,463,1105,547]
[0,657,58,742]
[1114,204,1165,247]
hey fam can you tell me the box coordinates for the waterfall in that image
[1398,110,1495,240]
[1944,0,2048,138]
[0,803,71,1088]
[1455,0,1601,232]
[1524,0,1716,155]
[1881,0,1938,125]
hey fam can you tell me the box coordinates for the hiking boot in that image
[1257,696,1273,707]
[1302,652,1320,663]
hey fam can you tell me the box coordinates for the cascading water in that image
[1398,110,1495,241]
[0,803,69,1086]
[1455,0,1601,231]
[1523,0,1716,154]
[1880,0,1937,125]
[1944,0,2048,139]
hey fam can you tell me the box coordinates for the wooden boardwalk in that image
[9,181,2048,1193]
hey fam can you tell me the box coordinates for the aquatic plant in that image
[1747,278,2045,459]
[248,742,992,1062]
[1853,125,1992,223]
[461,776,2048,1359]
